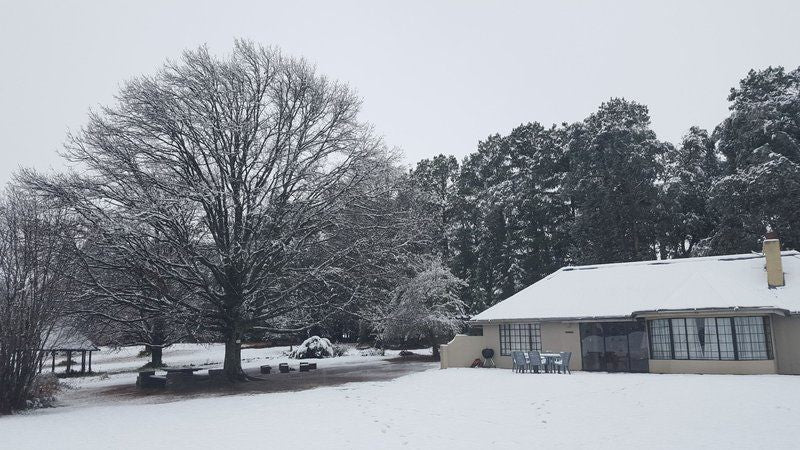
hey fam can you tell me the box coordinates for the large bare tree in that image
[29,41,392,379]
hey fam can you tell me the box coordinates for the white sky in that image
[2,0,800,185]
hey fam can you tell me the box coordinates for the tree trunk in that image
[223,333,245,381]
[357,320,369,346]
[150,346,163,367]
[431,336,441,361]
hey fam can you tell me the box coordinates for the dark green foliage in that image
[565,99,670,263]
[658,127,720,258]
[413,67,800,316]
[703,66,800,253]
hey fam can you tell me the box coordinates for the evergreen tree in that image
[565,99,670,263]
[658,127,720,258]
[703,66,800,253]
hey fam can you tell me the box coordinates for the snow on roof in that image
[471,251,800,322]
[42,326,98,351]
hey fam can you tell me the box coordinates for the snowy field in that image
[3,361,800,449]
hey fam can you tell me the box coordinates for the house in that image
[440,238,800,375]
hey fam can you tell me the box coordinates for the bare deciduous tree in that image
[28,40,392,380]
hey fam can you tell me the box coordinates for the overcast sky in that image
[2,0,800,185]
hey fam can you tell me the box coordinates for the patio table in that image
[540,352,562,373]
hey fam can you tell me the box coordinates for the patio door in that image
[579,321,649,372]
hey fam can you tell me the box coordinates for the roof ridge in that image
[560,250,800,271]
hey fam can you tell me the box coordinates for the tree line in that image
[408,67,800,314]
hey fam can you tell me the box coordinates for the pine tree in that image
[703,66,800,253]
[658,127,720,257]
[565,98,670,263]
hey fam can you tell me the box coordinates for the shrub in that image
[289,336,334,359]
[359,347,385,357]
[331,343,349,357]
[26,374,61,409]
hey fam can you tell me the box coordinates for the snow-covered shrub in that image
[331,343,349,357]
[359,347,385,357]
[290,336,334,359]
[26,374,60,409]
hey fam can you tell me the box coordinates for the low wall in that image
[649,359,777,375]
[440,335,485,369]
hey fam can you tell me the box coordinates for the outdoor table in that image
[540,352,562,373]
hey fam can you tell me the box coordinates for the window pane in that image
[648,319,672,359]
[716,318,735,360]
[687,318,719,360]
[671,319,688,359]
[734,316,769,360]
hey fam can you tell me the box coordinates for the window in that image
[649,319,672,359]
[499,323,541,356]
[734,316,772,360]
[648,316,772,361]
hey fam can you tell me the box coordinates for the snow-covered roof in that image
[42,326,98,351]
[472,251,800,322]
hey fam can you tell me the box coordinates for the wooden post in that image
[88,351,92,373]
[51,351,56,373]
[81,351,86,374]
[66,350,72,374]
[38,352,44,373]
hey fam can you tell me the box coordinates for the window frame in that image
[498,323,542,356]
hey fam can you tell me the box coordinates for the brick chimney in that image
[763,235,785,288]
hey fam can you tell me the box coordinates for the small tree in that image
[0,186,76,414]
[373,257,465,360]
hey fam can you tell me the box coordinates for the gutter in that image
[470,306,790,325]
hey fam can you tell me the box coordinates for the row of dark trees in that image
[408,67,800,314]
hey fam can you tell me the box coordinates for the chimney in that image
[763,236,785,288]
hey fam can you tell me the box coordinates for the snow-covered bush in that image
[26,374,60,409]
[331,343,349,357]
[359,347,385,357]
[290,336,335,359]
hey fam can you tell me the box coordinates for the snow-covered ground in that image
[3,363,800,449]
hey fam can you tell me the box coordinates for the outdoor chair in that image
[555,351,572,374]
[526,351,543,373]
[511,351,528,373]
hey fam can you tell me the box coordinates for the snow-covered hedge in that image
[290,336,335,359]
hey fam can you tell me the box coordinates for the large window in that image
[499,323,541,356]
[648,316,772,361]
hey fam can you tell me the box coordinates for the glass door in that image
[579,321,649,373]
